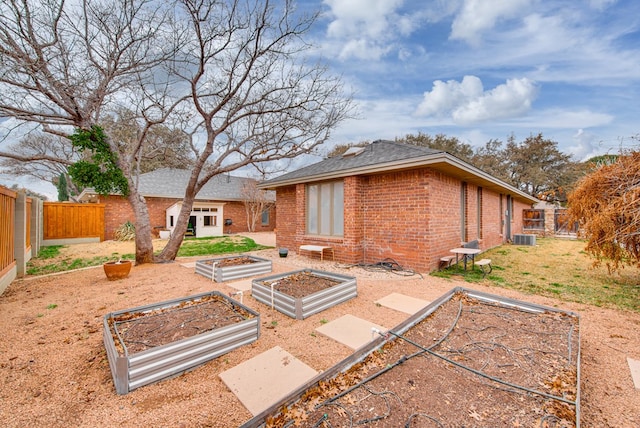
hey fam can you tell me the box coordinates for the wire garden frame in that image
[241,286,581,427]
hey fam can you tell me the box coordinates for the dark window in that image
[203,216,216,227]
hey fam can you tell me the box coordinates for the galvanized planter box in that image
[103,290,260,395]
[240,286,581,428]
[251,269,357,320]
[195,255,272,282]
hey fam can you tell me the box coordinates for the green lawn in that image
[432,238,640,313]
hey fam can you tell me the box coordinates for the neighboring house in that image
[78,169,276,240]
[526,201,579,237]
[259,140,538,272]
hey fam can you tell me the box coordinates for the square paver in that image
[375,292,430,315]
[226,278,253,292]
[219,346,318,416]
[315,314,386,350]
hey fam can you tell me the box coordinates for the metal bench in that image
[439,255,456,270]
[475,258,492,277]
[299,245,334,261]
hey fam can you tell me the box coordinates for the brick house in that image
[259,140,538,272]
[79,168,275,240]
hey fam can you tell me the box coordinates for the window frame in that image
[203,215,217,227]
[306,180,344,237]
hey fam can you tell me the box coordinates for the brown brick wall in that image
[274,167,533,272]
[218,201,276,234]
[99,196,275,240]
[424,170,464,268]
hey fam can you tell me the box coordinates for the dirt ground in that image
[1,237,639,427]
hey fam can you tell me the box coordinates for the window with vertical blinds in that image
[306,181,344,237]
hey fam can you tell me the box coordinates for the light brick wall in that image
[274,166,533,272]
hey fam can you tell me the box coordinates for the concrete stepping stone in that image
[181,262,196,268]
[219,346,317,416]
[315,314,386,350]
[375,292,430,315]
[226,278,253,292]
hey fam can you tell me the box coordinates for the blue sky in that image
[2,0,639,199]
[299,0,640,160]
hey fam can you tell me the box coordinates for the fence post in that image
[14,192,28,277]
[30,198,43,257]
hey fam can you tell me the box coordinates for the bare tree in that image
[0,132,80,196]
[0,0,187,263]
[241,180,275,232]
[99,110,194,174]
[155,0,354,260]
[0,0,353,264]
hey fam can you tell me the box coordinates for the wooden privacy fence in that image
[1,185,39,294]
[523,209,545,231]
[523,206,579,236]
[43,202,105,241]
[0,186,16,280]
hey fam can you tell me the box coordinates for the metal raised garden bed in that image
[195,255,272,282]
[103,290,260,395]
[251,269,357,320]
[241,286,581,427]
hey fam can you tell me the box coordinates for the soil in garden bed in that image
[262,272,341,298]
[264,292,580,427]
[201,256,258,268]
[109,295,255,355]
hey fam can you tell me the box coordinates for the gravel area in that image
[0,243,639,427]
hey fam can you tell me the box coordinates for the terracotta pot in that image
[103,260,132,280]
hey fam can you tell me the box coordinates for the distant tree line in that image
[327,132,586,203]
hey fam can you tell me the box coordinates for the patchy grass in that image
[36,245,63,259]
[433,238,640,313]
[26,235,268,276]
[26,254,134,276]
[177,236,268,257]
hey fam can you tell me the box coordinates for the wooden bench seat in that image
[299,245,334,261]
[475,258,492,277]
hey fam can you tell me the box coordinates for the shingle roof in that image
[261,140,442,185]
[78,168,275,202]
[134,168,257,200]
[259,139,538,204]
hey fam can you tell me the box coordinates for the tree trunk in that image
[127,189,155,265]
[156,193,196,261]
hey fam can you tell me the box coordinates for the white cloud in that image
[322,0,417,60]
[415,75,483,116]
[514,109,614,129]
[450,0,531,44]
[569,129,602,161]
[415,76,538,125]
[588,0,617,11]
[324,0,403,39]
[338,39,392,61]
